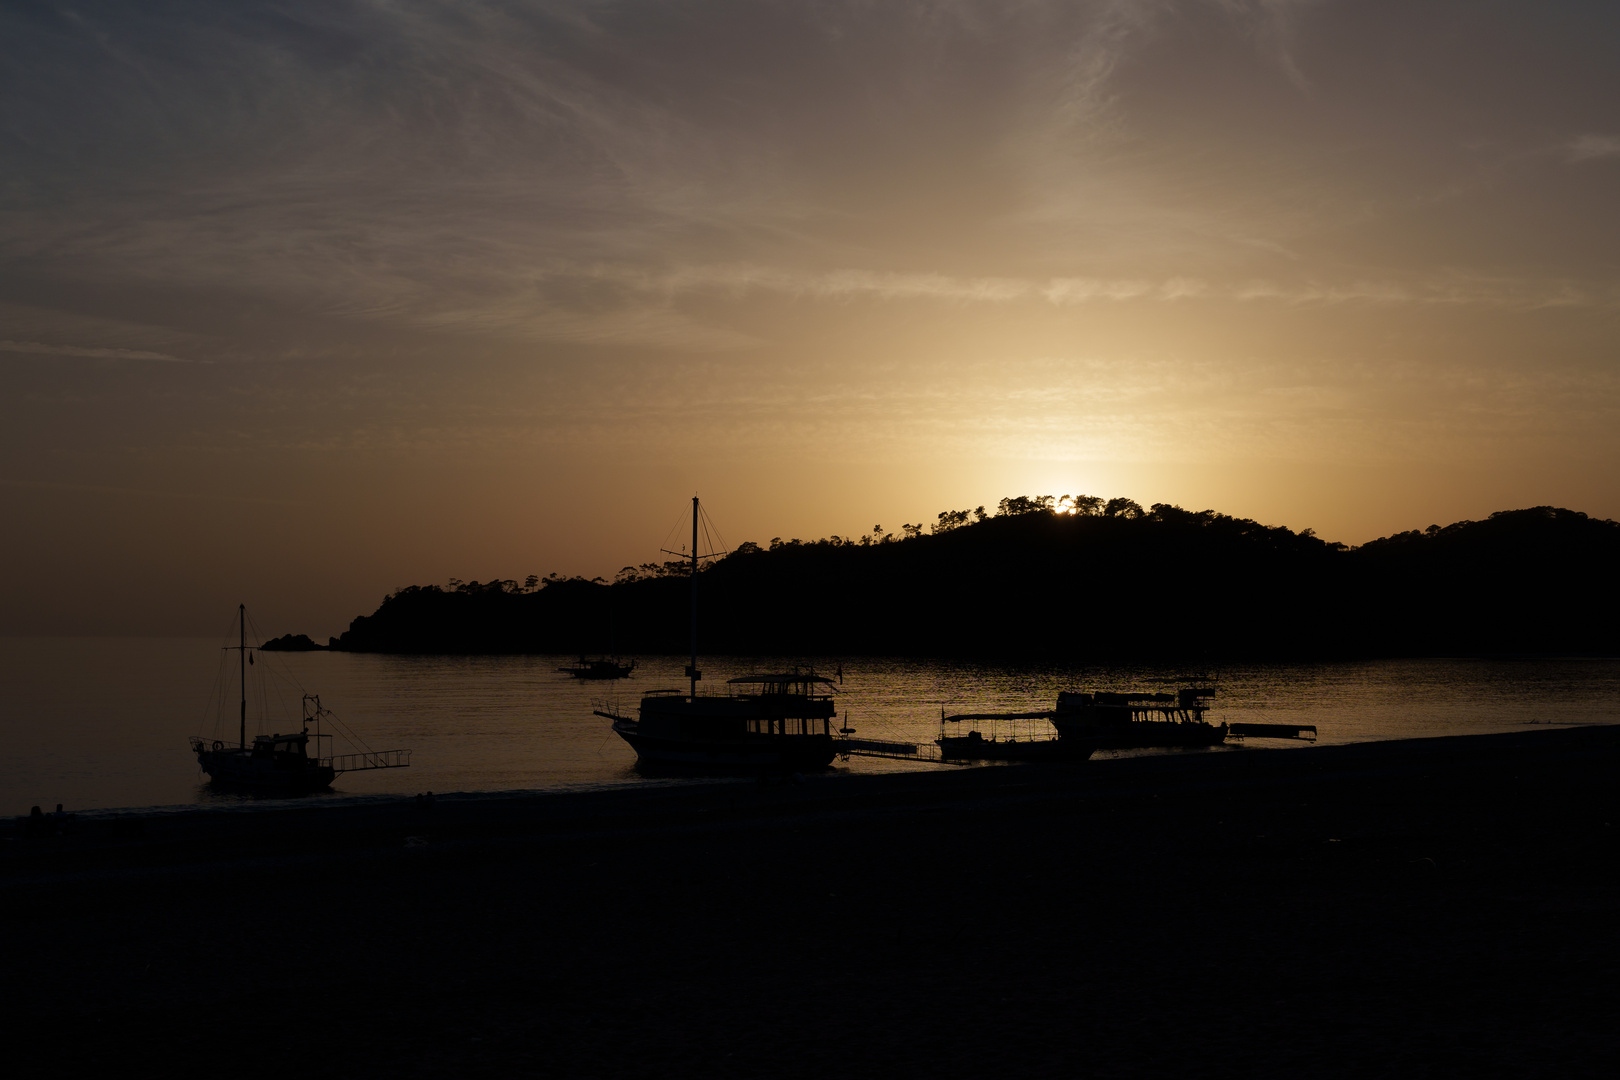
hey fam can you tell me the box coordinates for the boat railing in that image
[189,736,248,753]
[1062,699,1214,723]
[326,749,412,773]
[1227,722,1318,741]
[736,691,837,704]
[1124,705,1211,723]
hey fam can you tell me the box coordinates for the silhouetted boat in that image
[1048,687,1319,749]
[601,671,840,769]
[940,686,1314,755]
[190,605,412,792]
[559,656,637,680]
[595,497,840,770]
[1047,688,1227,747]
[935,709,1096,762]
[560,596,637,678]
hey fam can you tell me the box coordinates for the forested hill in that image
[321,502,1620,660]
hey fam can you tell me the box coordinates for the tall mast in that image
[688,495,699,698]
[238,602,247,749]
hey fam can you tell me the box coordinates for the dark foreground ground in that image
[4,727,1617,1078]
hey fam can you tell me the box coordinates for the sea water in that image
[3,637,1618,815]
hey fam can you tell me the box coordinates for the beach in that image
[5,726,1616,1077]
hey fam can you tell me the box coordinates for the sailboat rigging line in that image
[263,656,379,757]
[316,705,378,757]
[199,608,244,734]
[242,607,299,729]
[657,502,692,558]
[696,499,730,563]
[201,645,230,735]
[225,609,386,758]
[656,496,729,562]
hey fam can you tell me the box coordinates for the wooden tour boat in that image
[595,497,841,771]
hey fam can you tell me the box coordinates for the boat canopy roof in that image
[942,711,1056,723]
[727,674,837,687]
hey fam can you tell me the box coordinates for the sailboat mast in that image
[238,602,247,749]
[689,495,699,698]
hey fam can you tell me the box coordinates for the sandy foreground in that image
[4,727,1617,1078]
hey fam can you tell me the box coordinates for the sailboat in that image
[189,605,412,792]
[595,498,840,770]
[558,657,637,680]
[558,606,637,679]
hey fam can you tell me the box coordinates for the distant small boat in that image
[561,590,636,678]
[558,656,637,680]
[190,605,412,792]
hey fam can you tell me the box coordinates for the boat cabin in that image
[632,672,838,741]
[727,673,837,733]
[1056,687,1216,725]
[245,725,336,769]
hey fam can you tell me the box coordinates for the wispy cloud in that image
[1220,0,1324,89]
[0,476,297,506]
[0,340,196,363]
[569,263,1620,314]
[1567,134,1620,162]
[403,261,1620,351]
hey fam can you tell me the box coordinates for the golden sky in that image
[3,1,1618,635]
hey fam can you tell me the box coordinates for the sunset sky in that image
[3,0,1618,636]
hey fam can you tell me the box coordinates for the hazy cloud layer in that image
[7,0,1617,349]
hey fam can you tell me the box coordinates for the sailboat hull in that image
[195,747,336,792]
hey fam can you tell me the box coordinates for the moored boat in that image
[191,694,340,791]
[190,605,411,792]
[601,671,840,769]
[596,497,841,771]
[1049,688,1227,748]
[943,685,1314,756]
[559,656,637,680]
[936,709,1095,762]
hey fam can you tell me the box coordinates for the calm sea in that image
[3,638,1618,815]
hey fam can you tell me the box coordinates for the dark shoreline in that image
[5,726,1617,1076]
[319,505,1620,660]
[7,724,1611,852]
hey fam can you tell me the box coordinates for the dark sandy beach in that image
[5,726,1617,1078]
